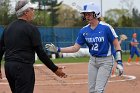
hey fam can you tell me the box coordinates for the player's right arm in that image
[130,38,139,46]
[131,42,139,46]
[45,43,81,53]
[59,43,81,53]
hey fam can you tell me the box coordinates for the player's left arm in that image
[113,38,121,50]
[113,38,123,76]
[107,25,123,76]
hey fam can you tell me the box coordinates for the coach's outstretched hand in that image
[55,66,67,78]
[116,61,123,76]
[0,70,2,79]
[45,43,58,53]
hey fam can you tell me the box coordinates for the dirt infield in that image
[0,62,140,93]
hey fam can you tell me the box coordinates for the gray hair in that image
[15,0,29,17]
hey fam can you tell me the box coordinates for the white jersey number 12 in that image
[91,43,98,51]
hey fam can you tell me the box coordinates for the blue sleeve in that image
[131,38,134,42]
[75,31,86,46]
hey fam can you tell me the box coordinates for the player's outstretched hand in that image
[116,61,123,76]
[45,43,58,53]
[54,66,67,78]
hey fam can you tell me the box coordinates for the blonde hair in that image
[98,17,104,21]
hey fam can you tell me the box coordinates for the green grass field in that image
[0,53,138,65]
[35,53,138,64]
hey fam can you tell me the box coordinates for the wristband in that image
[116,50,122,61]
[117,61,123,66]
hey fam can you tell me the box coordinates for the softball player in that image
[127,33,140,65]
[46,2,123,93]
[0,0,66,93]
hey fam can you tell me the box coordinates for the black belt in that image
[92,56,103,57]
[92,55,112,58]
[92,55,106,58]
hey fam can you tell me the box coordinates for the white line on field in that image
[0,75,136,85]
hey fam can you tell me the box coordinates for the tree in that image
[0,0,16,25]
[104,17,118,27]
[31,0,62,26]
[55,3,87,27]
[104,9,129,27]
[118,15,133,27]
[119,0,134,16]
[132,8,140,27]
[56,4,79,27]
[46,0,63,26]
[32,10,51,26]
[104,0,135,27]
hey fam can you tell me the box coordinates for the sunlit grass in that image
[35,52,138,64]
[1,52,138,65]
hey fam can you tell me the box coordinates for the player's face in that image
[133,33,137,38]
[84,12,95,23]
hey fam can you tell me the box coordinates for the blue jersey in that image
[131,38,138,48]
[76,21,118,57]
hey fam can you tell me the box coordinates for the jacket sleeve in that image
[0,32,5,64]
[34,45,58,72]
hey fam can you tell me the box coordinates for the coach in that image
[0,0,67,93]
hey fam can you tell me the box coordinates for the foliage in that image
[0,0,16,25]
[132,8,140,27]
[104,17,118,27]
[118,15,133,27]
[104,9,130,27]
[104,0,140,27]
[56,4,84,27]
[31,0,62,26]
[57,3,90,27]
[49,1,63,26]
[32,10,51,26]
[0,0,140,27]
[104,8,140,27]
[73,18,87,27]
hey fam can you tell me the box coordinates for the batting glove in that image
[116,61,123,76]
[45,43,60,53]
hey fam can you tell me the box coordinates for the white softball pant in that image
[88,55,114,93]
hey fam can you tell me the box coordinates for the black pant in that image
[4,61,35,93]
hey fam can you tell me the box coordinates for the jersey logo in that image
[84,5,87,11]
[83,32,88,36]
